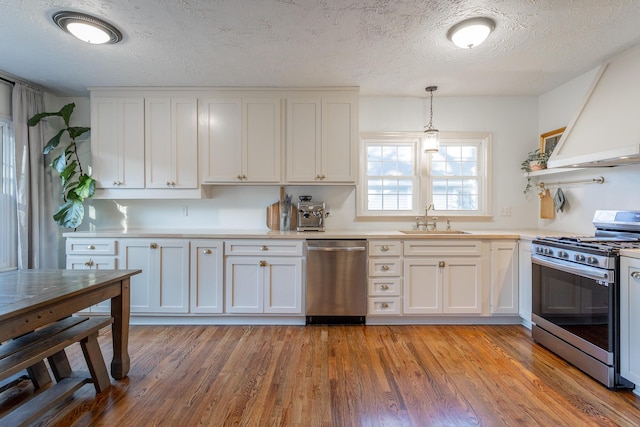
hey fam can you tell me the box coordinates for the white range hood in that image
[548,43,640,168]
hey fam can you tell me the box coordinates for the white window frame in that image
[358,131,492,219]
[0,117,17,271]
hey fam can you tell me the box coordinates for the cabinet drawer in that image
[225,240,304,256]
[368,278,401,296]
[66,239,117,255]
[368,297,401,315]
[403,240,481,257]
[66,255,117,270]
[368,259,402,277]
[368,240,402,257]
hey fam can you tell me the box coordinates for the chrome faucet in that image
[414,203,438,231]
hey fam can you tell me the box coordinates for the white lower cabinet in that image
[490,241,519,314]
[518,240,533,324]
[403,240,483,315]
[620,255,640,391]
[367,240,403,315]
[190,240,224,314]
[224,240,304,314]
[120,239,190,313]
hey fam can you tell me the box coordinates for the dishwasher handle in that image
[307,246,366,252]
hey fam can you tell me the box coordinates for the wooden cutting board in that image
[266,201,297,230]
[540,189,555,219]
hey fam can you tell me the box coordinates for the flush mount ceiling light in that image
[447,17,495,49]
[53,11,123,44]
[423,86,439,153]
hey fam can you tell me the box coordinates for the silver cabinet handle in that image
[87,245,95,250]
[631,271,640,279]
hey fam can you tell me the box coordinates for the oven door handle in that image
[531,254,614,284]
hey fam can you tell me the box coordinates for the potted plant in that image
[521,148,550,194]
[28,103,95,229]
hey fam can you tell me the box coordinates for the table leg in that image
[110,277,131,379]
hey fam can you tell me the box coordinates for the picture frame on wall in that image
[540,127,566,155]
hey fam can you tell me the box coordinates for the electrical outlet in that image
[500,207,511,216]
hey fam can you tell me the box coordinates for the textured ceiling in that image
[1,0,640,97]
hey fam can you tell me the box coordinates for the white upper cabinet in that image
[286,94,358,184]
[145,97,199,189]
[91,96,145,189]
[200,97,282,183]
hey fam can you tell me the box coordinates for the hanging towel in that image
[553,188,566,212]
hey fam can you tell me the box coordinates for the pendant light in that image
[53,11,123,44]
[423,86,439,153]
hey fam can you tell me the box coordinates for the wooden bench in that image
[0,316,113,426]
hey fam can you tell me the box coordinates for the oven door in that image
[531,254,615,365]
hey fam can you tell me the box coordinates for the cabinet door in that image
[321,98,357,183]
[518,241,532,323]
[156,240,190,313]
[264,257,303,314]
[490,241,519,314]
[120,239,189,313]
[120,240,155,313]
[190,240,223,314]
[225,257,263,313]
[244,98,281,182]
[145,98,198,189]
[286,98,321,182]
[443,257,482,314]
[620,257,640,387]
[403,259,441,314]
[91,97,145,189]
[199,98,243,182]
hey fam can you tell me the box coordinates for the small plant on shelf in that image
[521,149,550,194]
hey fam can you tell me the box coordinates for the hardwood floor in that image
[2,324,640,426]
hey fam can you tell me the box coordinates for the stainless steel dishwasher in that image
[306,240,367,324]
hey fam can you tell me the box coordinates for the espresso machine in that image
[296,196,328,231]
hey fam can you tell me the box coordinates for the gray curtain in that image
[13,83,60,269]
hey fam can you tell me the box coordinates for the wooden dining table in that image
[0,269,141,380]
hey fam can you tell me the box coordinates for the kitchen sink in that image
[399,230,470,234]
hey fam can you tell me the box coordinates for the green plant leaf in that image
[68,126,90,139]
[74,174,96,199]
[27,110,62,127]
[51,153,67,173]
[42,129,66,155]
[59,103,75,127]
[52,199,84,229]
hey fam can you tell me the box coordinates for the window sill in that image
[356,214,494,221]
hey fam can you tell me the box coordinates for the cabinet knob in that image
[84,259,94,267]
[203,249,212,254]
[381,284,389,290]
[87,245,95,250]
[439,261,445,268]
[260,245,269,251]
[259,260,267,267]
[381,245,389,251]
[242,175,247,180]
[112,180,122,186]
[150,243,158,249]
[631,271,640,279]
[237,175,243,180]
[381,303,389,308]
[381,265,390,271]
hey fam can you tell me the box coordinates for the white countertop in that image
[63,228,562,240]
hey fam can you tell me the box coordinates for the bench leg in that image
[26,361,52,389]
[80,332,111,393]
[48,350,73,380]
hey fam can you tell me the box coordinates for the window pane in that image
[398,146,413,161]
[460,161,476,176]
[368,194,382,210]
[367,146,382,161]
[461,146,477,161]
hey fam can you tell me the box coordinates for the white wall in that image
[82,94,539,232]
[537,67,640,234]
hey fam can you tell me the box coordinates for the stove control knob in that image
[587,256,598,265]
[575,254,586,262]
[536,247,543,253]
[558,250,568,258]
[543,248,553,256]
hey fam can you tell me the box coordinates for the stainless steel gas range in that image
[531,210,640,389]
